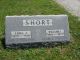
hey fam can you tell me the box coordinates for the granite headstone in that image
[5,15,70,48]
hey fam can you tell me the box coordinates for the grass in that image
[0,0,80,60]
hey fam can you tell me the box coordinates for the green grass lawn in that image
[0,0,80,60]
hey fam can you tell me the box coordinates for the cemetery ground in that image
[0,0,80,60]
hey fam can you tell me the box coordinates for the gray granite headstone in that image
[5,15,70,48]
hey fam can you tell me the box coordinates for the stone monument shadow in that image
[0,37,6,49]
[2,41,69,49]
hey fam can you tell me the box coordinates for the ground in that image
[0,0,80,60]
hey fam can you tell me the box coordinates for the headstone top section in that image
[6,15,67,17]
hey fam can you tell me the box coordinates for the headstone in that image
[5,15,70,48]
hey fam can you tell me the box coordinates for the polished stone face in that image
[5,15,70,48]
